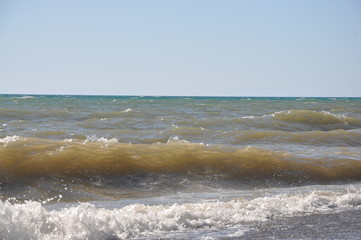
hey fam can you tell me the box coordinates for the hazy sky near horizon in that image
[1,0,360,97]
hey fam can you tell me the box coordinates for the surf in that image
[1,136,361,184]
[1,188,361,240]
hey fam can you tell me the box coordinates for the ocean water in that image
[1,94,361,239]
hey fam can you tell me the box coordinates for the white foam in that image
[0,189,360,240]
[268,110,292,118]
[0,135,21,145]
[241,115,257,119]
[166,136,191,144]
[321,110,347,122]
[83,135,119,146]
[122,108,133,113]
[14,96,34,99]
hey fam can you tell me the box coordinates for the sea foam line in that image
[1,189,360,240]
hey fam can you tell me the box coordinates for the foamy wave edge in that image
[1,189,360,240]
[0,135,21,144]
[271,110,352,125]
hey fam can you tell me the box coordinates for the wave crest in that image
[272,110,349,125]
[1,137,360,184]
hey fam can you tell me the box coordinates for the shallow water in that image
[1,95,361,239]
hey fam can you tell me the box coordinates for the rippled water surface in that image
[1,95,361,239]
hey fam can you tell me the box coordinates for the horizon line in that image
[1,93,360,99]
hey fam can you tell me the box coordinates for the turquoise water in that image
[1,94,361,239]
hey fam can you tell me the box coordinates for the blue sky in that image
[1,0,360,97]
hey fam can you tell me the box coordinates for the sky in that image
[0,0,360,97]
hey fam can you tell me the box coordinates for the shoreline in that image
[240,209,361,239]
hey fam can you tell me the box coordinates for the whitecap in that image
[14,96,34,99]
[122,108,133,113]
[0,135,21,144]
[166,136,191,144]
[0,189,360,240]
[83,135,119,146]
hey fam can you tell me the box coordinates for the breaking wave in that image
[271,110,350,125]
[1,136,360,185]
[1,189,360,240]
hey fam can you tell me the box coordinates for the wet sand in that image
[242,210,361,239]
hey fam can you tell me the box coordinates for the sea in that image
[1,94,361,240]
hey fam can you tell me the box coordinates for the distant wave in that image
[229,129,361,147]
[271,110,349,125]
[13,96,35,99]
